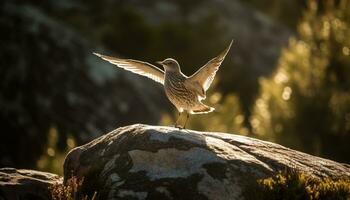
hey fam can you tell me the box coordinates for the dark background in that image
[0,0,349,174]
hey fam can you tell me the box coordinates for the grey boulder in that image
[64,124,350,200]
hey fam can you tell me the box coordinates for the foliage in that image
[50,176,97,200]
[251,0,350,162]
[251,170,350,200]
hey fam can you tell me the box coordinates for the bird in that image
[93,40,233,129]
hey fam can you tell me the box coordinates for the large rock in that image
[0,168,60,200]
[64,124,350,199]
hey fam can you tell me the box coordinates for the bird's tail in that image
[191,103,215,114]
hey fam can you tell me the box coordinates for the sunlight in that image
[47,148,55,157]
[274,72,289,84]
[282,86,292,101]
[343,46,349,56]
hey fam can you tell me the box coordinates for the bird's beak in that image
[156,61,163,65]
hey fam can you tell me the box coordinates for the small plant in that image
[252,170,350,200]
[50,176,97,200]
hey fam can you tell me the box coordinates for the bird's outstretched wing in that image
[93,53,165,84]
[189,40,233,91]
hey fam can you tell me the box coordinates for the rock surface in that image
[0,168,60,200]
[64,124,350,200]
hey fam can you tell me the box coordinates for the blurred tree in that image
[188,93,248,134]
[251,0,350,162]
[36,127,76,175]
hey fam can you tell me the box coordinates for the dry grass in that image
[254,170,350,200]
[50,176,97,200]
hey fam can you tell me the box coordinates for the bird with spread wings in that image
[94,40,233,128]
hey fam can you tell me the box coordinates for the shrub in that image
[50,176,97,200]
[251,170,350,200]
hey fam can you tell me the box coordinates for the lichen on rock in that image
[63,124,350,200]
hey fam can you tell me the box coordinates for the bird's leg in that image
[174,112,182,128]
[183,113,190,129]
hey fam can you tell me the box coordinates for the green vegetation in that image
[37,127,76,175]
[251,0,350,161]
[182,0,350,163]
[250,170,350,200]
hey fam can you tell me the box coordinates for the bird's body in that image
[94,40,233,128]
[164,69,213,114]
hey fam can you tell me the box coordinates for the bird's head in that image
[156,58,180,72]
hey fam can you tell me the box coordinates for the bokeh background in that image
[0,0,349,175]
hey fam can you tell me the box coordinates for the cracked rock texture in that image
[0,168,60,200]
[64,124,350,200]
